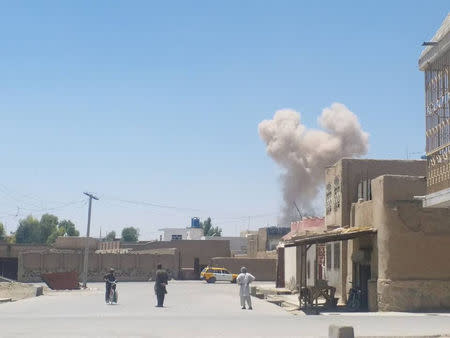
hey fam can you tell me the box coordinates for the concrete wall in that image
[325,159,426,228]
[210,257,277,281]
[306,244,319,287]
[202,236,247,255]
[186,228,203,240]
[159,228,188,241]
[247,234,258,258]
[0,243,48,258]
[160,228,204,241]
[54,237,99,250]
[123,240,230,269]
[325,241,342,296]
[257,228,268,252]
[18,249,180,283]
[284,246,297,290]
[352,200,374,228]
[372,175,450,311]
[256,227,289,252]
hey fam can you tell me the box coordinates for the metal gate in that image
[0,258,18,280]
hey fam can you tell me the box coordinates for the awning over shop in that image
[284,227,377,247]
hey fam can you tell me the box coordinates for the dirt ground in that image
[0,282,39,301]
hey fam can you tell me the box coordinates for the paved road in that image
[0,281,449,337]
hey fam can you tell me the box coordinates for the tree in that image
[121,227,139,242]
[58,220,79,236]
[15,215,41,243]
[0,222,5,241]
[201,217,222,237]
[47,219,80,244]
[46,226,65,245]
[105,231,116,241]
[40,214,58,243]
[6,233,16,244]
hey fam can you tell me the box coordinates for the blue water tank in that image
[191,217,200,228]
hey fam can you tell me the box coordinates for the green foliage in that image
[40,214,58,243]
[58,220,79,236]
[47,219,80,244]
[15,214,80,244]
[105,231,116,241]
[201,217,222,237]
[15,215,41,243]
[46,226,65,245]
[6,234,16,244]
[0,222,5,241]
[121,227,139,242]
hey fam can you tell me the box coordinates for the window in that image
[333,177,341,210]
[326,184,332,215]
[334,242,340,269]
[171,234,182,241]
[326,244,332,270]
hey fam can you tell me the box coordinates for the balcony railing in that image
[427,144,450,194]
[424,48,449,194]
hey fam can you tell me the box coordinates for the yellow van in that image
[200,267,238,284]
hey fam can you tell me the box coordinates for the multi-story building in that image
[420,14,450,208]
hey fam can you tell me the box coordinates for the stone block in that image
[35,286,43,296]
[328,325,354,338]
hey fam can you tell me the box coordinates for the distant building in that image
[248,226,290,257]
[158,227,203,241]
[158,217,204,241]
[419,14,450,208]
[201,236,247,255]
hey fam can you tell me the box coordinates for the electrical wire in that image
[103,197,203,212]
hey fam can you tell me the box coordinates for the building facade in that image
[280,218,325,290]
[420,14,450,208]
[201,236,248,255]
[158,227,203,241]
[284,158,450,311]
[324,158,426,300]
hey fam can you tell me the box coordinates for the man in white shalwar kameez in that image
[236,266,255,310]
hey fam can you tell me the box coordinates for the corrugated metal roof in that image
[284,226,376,247]
[282,217,325,241]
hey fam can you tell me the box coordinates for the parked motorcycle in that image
[346,286,362,311]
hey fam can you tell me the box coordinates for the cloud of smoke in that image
[258,103,369,225]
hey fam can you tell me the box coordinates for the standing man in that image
[236,266,255,310]
[154,264,169,307]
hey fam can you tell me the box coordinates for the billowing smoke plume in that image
[258,103,369,224]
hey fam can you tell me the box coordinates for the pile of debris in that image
[0,280,43,302]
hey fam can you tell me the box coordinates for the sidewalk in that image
[252,284,302,314]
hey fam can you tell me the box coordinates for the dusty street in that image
[0,281,449,337]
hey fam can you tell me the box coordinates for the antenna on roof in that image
[293,201,302,221]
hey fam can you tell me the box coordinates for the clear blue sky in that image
[0,1,448,239]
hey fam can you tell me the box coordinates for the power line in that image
[103,197,203,212]
[103,196,279,225]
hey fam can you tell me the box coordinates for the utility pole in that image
[82,192,99,288]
